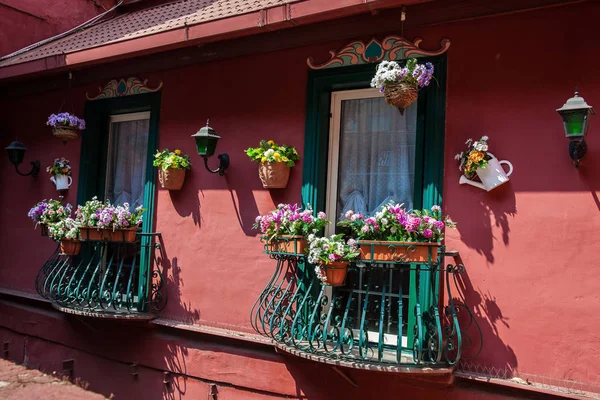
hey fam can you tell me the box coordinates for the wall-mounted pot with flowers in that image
[254,204,329,255]
[456,136,513,191]
[371,58,434,113]
[47,158,72,191]
[75,197,144,242]
[48,217,81,256]
[245,140,300,188]
[47,112,86,142]
[338,203,455,263]
[308,234,360,286]
[28,199,72,236]
[153,149,191,190]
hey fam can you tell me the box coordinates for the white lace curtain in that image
[336,97,417,222]
[105,119,149,209]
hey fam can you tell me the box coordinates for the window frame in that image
[77,93,161,304]
[301,56,447,347]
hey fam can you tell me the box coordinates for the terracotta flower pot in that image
[80,227,138,242]
[265,235,307,255]
[383,83,418,113]
[258,162,290,189]
[318,262,349,286]
[60,239,81,256]
[359,241,439,263]
[158,168,186,190]
[52,126,79,141]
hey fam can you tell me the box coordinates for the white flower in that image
[308,234,315,242]
[481,135,489,141]
[465,138,473,145]
[381,218,389,226]
[265,149,275,157]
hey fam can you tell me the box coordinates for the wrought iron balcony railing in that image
[36,233,167,319]
[251,240,473,372]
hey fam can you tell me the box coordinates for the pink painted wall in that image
[0,0,116,57]
[1,1,599,398]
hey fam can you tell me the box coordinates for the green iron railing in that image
[251,239,476,369]
[36,232,167,318]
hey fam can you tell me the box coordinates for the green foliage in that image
[245,140,300,167]
[153,149,191,171]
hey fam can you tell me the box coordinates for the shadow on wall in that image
[169,169,202,227]
[156,235,200,324]
[163,342,189,400]
[454,183,517,263]
[451,261,518,377]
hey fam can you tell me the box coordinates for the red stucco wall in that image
[1,1,599,398]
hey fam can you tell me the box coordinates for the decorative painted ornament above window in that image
[86,77,163,101]
[307,36,451,70]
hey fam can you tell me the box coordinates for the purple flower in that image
[347,238,357,247]
[302,214,314,223]
[423,229,433,239]
[433,220,444,230]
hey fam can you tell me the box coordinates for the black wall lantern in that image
[557,89,595,167]
[5,141,40,177]
[191,120,229,176]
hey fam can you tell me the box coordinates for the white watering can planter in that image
[459,154,513,192]
[50,175,73,191]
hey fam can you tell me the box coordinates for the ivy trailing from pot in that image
[245,140,300,188]
[307,234,360,286]
[253,203,329,255]
[153,149,191,190]
[370,58,434,113]
[47,112,86,142]
[47,157,73,191]
[456,136,514,191]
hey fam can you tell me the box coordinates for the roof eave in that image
[0,0,430,82]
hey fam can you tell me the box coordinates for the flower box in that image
[60,239,81,256]
[80,227,138,243]
[358,241,439,263]
[265,235,307,255]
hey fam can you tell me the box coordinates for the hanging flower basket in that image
[47,112,85,142]
[60,239,81,256]
[383,83,418,110]
[317,262,349,286]
[52,126,80,141]
[158,168,186,190]
[40,224,49,236]
[258,162,290,189]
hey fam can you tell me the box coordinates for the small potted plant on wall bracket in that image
[371,58,434,114]
[47,158,73,191]
[245,140,300,188]
[308,234,360,287]
[456,136,514,191]
[47,112,86,142]
[153,149,191,190]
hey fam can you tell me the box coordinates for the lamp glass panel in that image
[562,111,587,137]
[195,137,218,157]
[6,148,24,165]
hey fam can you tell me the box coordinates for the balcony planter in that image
[158,168,186,190]
[153,149,191,191]
[258,162,290,189]
[60,239,81,256]
[265,235,307,255]
[317,262,348,286]
[359,241,439,263]
[80,227,138,242]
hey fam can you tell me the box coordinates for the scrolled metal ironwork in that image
[36,233,166,318]
[251,243,477,369]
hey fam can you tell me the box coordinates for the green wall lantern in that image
[5,141,40,177]
[191,120,230,175]
[557,89,595,167]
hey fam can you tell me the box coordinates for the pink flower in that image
[431,205,442,213]
[423,229,433,239]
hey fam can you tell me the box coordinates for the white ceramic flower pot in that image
[50,175,72,191]
[459,154,513,191]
